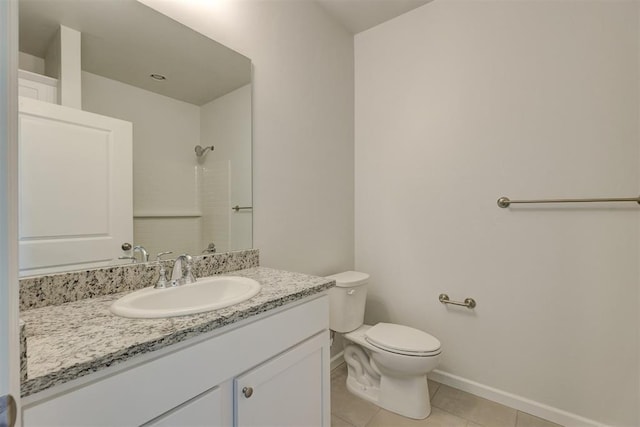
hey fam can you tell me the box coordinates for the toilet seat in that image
[365,323,441,357]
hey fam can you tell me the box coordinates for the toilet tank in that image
[326,271,369,333]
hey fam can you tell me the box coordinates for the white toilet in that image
[328,271,441,419]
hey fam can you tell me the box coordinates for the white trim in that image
[330,350,344,371]
[428,370,606,427]
[0,0,21,423]
[18,69,58,87]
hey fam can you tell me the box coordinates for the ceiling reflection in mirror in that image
[18,0,252,277]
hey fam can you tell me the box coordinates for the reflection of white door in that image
[18,97,133,275]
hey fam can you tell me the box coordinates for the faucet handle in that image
[154,252,173,289]
[156,251,173,261]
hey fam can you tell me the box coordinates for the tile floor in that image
[330,363,563,427]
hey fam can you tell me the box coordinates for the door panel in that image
[1,0,21,424]
[18,97,132,274]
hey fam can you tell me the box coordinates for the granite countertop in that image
[20,267,335,398]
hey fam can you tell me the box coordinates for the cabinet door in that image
[144,385,227,427]
[235,332,330,427]
[18,96,132,274]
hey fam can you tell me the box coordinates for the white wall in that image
[355,1,639,426]
[18,52,44,75]
[201,161,231,253]
[200,85,252,251]
[140,0,355,276]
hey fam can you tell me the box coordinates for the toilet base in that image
[346,370,432,419]
[342,325,438,420]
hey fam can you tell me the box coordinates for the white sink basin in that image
[110,276,261,318]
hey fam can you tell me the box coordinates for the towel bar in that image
[439,294,476,309]
[497,196,640,208]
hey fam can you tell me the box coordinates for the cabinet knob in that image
[242,386,254,398]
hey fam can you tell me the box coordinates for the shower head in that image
[195,145,214,157]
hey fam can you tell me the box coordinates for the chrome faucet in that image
[170,254,196,286]
[117,245,149,264]
[154,251,173,289]
[132,245,149,263]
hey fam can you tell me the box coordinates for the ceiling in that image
[19,0,251,106]
[18,0,430,105]
[315,0,432,34]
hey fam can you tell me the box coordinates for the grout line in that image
[431,403,479,426]
[332,412,357,427]
[430,381,442,401]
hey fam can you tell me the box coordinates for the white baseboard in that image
[330,351,344,371]
[330,353,605,426]
[428,370,605,427]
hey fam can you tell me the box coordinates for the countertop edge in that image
[21,269,335,398]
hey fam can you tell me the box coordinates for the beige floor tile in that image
[428,379,441,400]
[331,365,380,427]
[331,364,559,427]
[431,385,517,427]
[332,414,356,427]
[516,412,563,427]
[367,407,468,427]
[332,362,348,379]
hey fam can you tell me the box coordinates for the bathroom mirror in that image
[18,0,252,276]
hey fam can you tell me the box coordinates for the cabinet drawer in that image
[144,385,224,427]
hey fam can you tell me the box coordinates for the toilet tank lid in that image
[326,271,369,287]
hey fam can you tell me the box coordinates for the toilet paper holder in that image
[439,293,476,309]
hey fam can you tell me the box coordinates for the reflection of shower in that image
[195,145,214,157]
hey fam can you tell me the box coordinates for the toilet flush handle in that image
[347,289,356,295]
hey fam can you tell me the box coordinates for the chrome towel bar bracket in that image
[497,195,640,208]
[439,293,476,309]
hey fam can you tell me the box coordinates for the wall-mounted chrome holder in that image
[497,195,640,208]
[439,293,476,309]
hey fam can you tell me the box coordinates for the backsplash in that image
[19,249,259,311]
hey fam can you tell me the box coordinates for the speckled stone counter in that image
[20,249,260,310]
[20,267,335,397]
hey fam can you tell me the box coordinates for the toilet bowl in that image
[327,272,441,419]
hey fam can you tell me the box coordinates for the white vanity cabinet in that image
[146,385,226,426]
[22,295,330,427]
[235,332,326,426]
